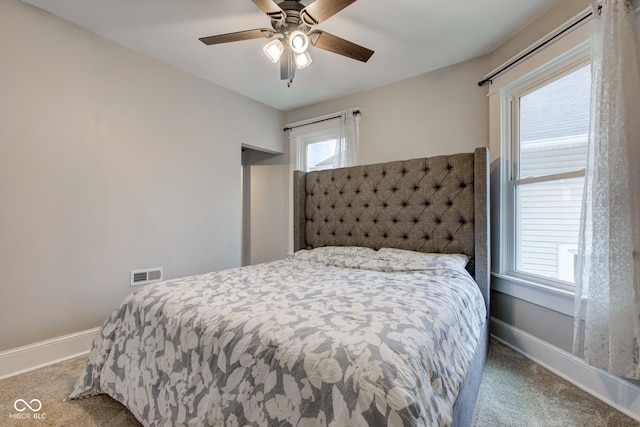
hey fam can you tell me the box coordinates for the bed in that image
[68,147,490,427]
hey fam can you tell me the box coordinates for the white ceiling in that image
[21,0,560,111]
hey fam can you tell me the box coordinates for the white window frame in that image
[505,62,589,292]
[488,15,592,315]
[298,129,340,172]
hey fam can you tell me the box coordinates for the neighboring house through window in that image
[511,63,590,289]
[299,130,340,172]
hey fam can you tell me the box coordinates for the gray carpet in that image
[471,339,639,427]
[1,338,638,426]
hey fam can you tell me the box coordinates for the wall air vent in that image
[130,267,163,286]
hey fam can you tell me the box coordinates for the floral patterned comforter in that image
[68,247,486,427]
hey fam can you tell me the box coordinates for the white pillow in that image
[293,246,377,259]
[375,247,470,270]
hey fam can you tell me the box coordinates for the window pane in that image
[307,139,337,171]
[519,64,590,178]
[513,64,591,286]
[515,176,584,283]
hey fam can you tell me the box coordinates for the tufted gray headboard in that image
[293,147,490,309]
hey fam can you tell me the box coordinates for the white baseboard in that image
[0,327,99,380]
[490,317,640,422]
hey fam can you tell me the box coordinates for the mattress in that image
[68,246,486,427]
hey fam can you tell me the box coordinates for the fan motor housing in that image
[275,0,304,26]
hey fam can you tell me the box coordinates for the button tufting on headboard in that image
[298,153,476,265]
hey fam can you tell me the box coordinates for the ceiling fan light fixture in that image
[263,39,284,63]
[289,30,309,54]
[199,0,374,85]
[294,51,312,69]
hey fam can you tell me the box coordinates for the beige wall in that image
[0,0,282,351]
[489,0,591,69]
[284,55,490,165]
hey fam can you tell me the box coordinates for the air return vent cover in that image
[130,267,163,286]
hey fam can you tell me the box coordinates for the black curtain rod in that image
[283,110,360,132]
[477,7,599,87]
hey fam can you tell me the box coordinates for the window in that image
[288,109,360,172]
[488,14,592,313]
[299,130,340,171]
[507,62,591,290]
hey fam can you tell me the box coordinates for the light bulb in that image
[289,30,309,54]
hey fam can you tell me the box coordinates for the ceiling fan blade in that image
[300,0,357,25]
[199,29,274,45]
[309,31,374,62]
[251,0,286,20]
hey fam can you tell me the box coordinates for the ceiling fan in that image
[199,0,374,87]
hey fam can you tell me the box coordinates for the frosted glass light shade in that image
[289,31,309,54]
[263,39,284,63]
[295,51,312,69]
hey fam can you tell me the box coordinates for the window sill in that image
[491,273,575,317]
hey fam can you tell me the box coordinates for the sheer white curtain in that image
[573,0,640,379]
[332,108,360,169]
